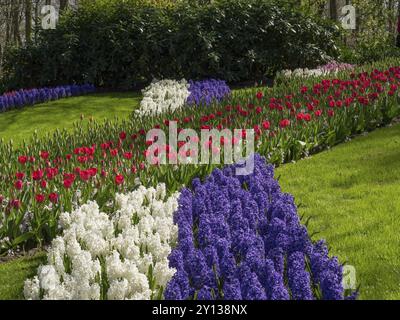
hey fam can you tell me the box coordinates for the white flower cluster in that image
[24,184,179,300]
[278,61,354,79]
[136,79,190,117]
[278,67,331,78]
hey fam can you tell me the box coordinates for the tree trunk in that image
[6,1,11,45]
[60,0,69,12]
[329,0,337,21]
[11,0,21,45]
[25,0,32,43]
[396,0,400,47]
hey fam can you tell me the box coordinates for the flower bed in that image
[136,80,190,117]
[278,61,354,79]
[187,79,231,107]
[136,79,231,117]
[24,155,356,300]
[0,84,96,113]
[24,184,178,300]
[0,64,399,255]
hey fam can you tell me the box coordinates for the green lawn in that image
[0,92,140,145]
[276,124,400,300]
[0,253,46,300]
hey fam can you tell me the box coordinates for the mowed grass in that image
[0,92,140,145]
[276,123,400,300]
[0,253,46,300]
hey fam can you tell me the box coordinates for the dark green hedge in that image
[1,0,339,90]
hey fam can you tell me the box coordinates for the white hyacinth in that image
[24,184,179,300]
[278,61,354,79]
[278,67,330,78]
[135,79,190,117]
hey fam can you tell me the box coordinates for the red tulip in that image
[80,170,91,181]
[40,151,49,160]
[49,193,58,204]
[300,86,308,94]
[314,110,323,117]
[123,152,133,160]
[296,113,305,121]
[88,168,98,177]
[32,169,44,181]
[11,199,21,209]
[15,180,23,190]
[115,174,124,185]
[40,180,47,189]
[256,91,263,100]
[16,172,25,180]
[63,179,73,189]
[35,194,45,203]
[119,132,127,140]
[262,121,271,130]
[46,167,58,180]
[110,149,118,157]
[18,156,28,165]
[279,119,291,128]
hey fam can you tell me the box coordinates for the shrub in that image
[1,0,339,91]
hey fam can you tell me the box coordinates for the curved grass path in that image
[276,123,400,300]
[0,92,140,145]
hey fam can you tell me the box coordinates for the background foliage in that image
[0,0,339,91]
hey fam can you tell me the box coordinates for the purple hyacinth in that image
[287,252,313,300]
[0,84,95,113]
[187,79,231,107]
[165,154,357,300]
[318,60,354,73]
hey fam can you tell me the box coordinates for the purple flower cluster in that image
[0,84,95,112]
[318,60,354,73]
[165,154,357,300]
[187,79,231,107]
